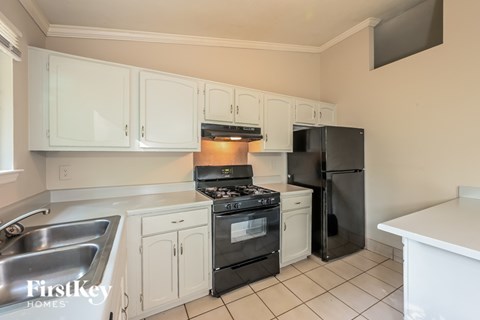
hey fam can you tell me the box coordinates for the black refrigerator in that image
[287,126,365,261]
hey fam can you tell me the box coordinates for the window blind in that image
[0,10,22,61]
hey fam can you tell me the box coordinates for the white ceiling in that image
[26,0,424,48]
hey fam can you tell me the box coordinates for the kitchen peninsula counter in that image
[378,187,480,320]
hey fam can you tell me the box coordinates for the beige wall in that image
[319,1,480,248]
[0,0,46,208]
[45,38,321,100]
[43,38,320,190]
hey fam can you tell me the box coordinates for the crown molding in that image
[47,24,324,53]
[18,0,381,54]
[318,17,381,52]
[19,0,50,35]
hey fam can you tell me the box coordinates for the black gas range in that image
[195,165,280,297]
[197,184,280,213]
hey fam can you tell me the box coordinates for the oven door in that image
[213,206,280,270]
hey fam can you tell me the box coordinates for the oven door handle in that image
[215,206,279,218]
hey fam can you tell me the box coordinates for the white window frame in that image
[0,11,23,184]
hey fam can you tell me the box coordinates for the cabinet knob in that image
[295,202,301,205]
[180,243,184,255]
[313,111,316,118]
[319,111,322,119]
[173,244,177,256]
[284,222,287,231]
[124,124,128,136]
[265,134,268,142]
[141,125,145,138]
[236,105,239,115]
[230,105,233,114]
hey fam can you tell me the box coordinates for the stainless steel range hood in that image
[201,123,262,142]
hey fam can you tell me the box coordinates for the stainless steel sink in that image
[0,215,120,309]
[0,244,98,306]
[0,219,110,255]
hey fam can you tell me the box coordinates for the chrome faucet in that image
[0,208,50,237]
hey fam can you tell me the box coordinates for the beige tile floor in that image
[148,250,403,320]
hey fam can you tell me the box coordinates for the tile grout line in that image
[182,251,402,320]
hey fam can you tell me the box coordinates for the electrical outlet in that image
[59,165,72,180]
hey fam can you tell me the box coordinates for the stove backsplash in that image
[193,140,248,166]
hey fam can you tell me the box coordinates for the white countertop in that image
[378,197,480,261]
[0,190,212,319]
[260,183,313,195]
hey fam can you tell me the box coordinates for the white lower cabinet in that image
[127,205,211,320]
[281,192,312,267]
[178,226,209,297]
[142,231,178,309]
[142,226,209,311]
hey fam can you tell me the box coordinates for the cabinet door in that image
[234,89,262,126]
[49,55,130,147]
[295,99,318,125]
[178,226,209,298]
[204,83,234,123]
[263,94,293,151]
[318,102,336,126]
[142,232,178,310]
[139,71,199,150]
[282,208,311,265]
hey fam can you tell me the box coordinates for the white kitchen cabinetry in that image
[294,99,336,126]
[111,265,129,320]
[178,226,209,297]
[127,205,211,320]
[318,102,336,126]
[294,99,318,125]
[234,88,262,126]
[281,192,312,267]
[141,226,209,310]
[139,71,199,151]
[28,47,131,150]
[204,83,262,126]
[249,94,293,152]
[142,231,178,309]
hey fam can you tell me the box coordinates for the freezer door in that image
[288,128,323,187]
[322,170,365,261]
[324,126,364,172]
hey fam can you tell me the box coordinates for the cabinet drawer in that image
[142,208,208,236]
[282,195,311,211]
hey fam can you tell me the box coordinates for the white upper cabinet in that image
[294,99,318,125]
[234,89,262,126]
[49,54,130,147]
[250,94,292,152]
[318,102,336,125]
[204,83,235,123]
[204,83,262,127]
[139,71,199,151]
[294,99,337,127]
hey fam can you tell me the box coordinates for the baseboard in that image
[366,238,403,263]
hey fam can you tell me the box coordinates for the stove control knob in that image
[225,204,232,210]
[233,203,240,209]
[261,199,269,205]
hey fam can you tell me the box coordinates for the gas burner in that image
[199,185,274,199]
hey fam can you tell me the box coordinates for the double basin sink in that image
[0,215,120,309]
